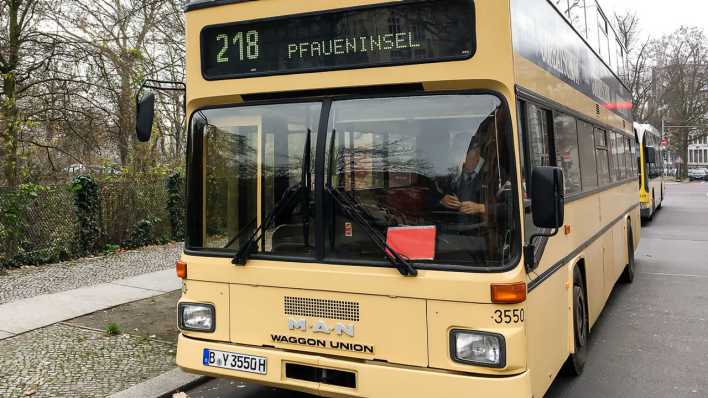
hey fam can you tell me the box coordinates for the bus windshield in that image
[324,95,516,267]
[188,94,518,269]
[191,102,322,256]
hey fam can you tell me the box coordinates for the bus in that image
[635,123,665,220]
[136,0,640,396]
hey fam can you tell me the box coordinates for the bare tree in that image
[614,11,656,122]
[142,0,186,165]
[0,0,186,187]
[651,27,708,178]
[53,0,174,167]
[0,0,57,186]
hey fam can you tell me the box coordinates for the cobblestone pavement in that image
[0,323,176,398]
[0,243,183,305]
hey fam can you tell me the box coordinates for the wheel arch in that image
[626,215,636,255]
[566,256,587,354]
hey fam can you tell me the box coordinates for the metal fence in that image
[100,179,173,246]
[0,186,78,266]
[0,176,184,268]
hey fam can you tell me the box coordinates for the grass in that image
[105,322,121,335]
[102,244,121,254]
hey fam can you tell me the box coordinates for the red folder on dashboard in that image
[386,226,437,261]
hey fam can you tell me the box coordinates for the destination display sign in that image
[201,0,476,80]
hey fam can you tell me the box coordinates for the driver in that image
[432,133,487,218]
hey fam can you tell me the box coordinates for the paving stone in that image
[0,243,182,305]
[0,324,176,398]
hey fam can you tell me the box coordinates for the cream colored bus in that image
[136,0,640,397]
[635,123,665,220]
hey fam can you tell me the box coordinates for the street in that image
[547,181,708,397]
[184,182,708,398]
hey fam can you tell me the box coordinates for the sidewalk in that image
[0,268,181,340]
[0,243,182,305]
[0,243,185,397]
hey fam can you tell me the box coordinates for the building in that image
[688,135,708,168]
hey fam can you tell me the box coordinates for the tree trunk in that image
[680,133,689,180]
[1,74,20,187]
[117,63,133,166]
[1,1,21,187]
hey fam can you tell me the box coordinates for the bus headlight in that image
[179,303,215,332]
[451,330,505,368]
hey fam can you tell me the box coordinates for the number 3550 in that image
[493,309,524,324]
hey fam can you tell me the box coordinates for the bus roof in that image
[634,122,660,145]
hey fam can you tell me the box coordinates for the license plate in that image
[203,349,267,375]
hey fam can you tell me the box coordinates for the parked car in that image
[688,168,708,181]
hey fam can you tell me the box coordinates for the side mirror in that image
[531,166,565,229]
[136,92,155,142]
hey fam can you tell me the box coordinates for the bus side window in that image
[577,120,598,191]
[516,101,528,197]
[553,112,582,195]
[522,102,553,201]
[619,133,628,179]
[595,128,611,186]
[624,138,633,177]
[520,101,554,247]
[608,132,619,182]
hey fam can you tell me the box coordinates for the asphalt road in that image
[547,181,708,397]
[185,182,708,398]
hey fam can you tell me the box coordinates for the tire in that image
[620,223,636,284]
[562,266,589,376]
[648,193,655,221]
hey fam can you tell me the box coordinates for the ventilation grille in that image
[284,296,360,321]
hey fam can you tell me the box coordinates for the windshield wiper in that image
[222,217,257,249]
[232,183,302,265]
[301,128,312,248]
[232,129,312,265]
[326,186,418,277]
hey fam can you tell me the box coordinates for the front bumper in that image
[641,207,653,219]
[640,199,653,219]
[177,334,532,398]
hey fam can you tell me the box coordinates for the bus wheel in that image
[563,266,588,376]
[648,193,655,220]
[620,224,636,284]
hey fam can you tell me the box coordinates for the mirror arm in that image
[137,79,187,113]
[524,228,559,272]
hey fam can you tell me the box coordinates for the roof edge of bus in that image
[634,122,660,144]
[184,0,252,13]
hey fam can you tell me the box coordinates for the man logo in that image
[288,319,307,331]
[287,319,355,337]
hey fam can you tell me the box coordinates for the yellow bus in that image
[635,123,665,220]
[136,0,640,396]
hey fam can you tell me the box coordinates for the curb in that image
[109,368,210,398]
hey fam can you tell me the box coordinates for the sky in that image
[600,0,708,39]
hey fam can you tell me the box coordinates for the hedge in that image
[0,173,185,269]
